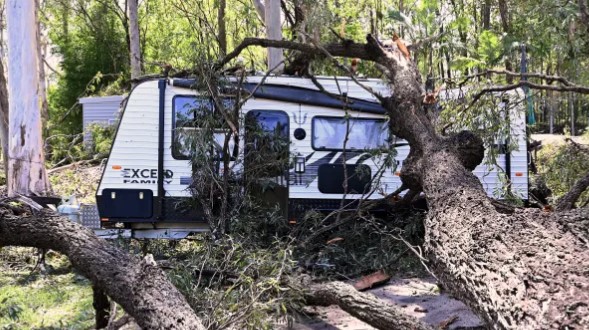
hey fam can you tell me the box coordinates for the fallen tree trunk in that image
[305,281,433,330]
[556,171,589,211]
[220,34,589,328]
[0,206,205,330]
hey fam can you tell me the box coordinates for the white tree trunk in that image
[265,0,284,72]
[6,0,51,196]
[128,0,141,81]
[36,0,48,124]
[252,0,265,23]
[0,6,10,175]
[0,61,8,174]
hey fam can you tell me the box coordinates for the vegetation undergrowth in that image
[0,248,94,330]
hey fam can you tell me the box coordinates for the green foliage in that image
[170,238,302,329]
[45,0,129,138]
[88,123,115,155]
[45,133,87,165]
[294,211,427,279]
[0,248,93,329]
[477,30,502,65]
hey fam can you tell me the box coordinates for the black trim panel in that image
[98,189,153,218]
[172,79,386,114]
[98,196,208,223]
[318,164,372,194]
[157,79,166,219]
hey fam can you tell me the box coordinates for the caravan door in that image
[244,110,290,219]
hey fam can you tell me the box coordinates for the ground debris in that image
[438,315,459,329]
[353,270,391,291]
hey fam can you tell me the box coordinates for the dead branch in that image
[305,280,434,330]
[566,138,589,155]
[47,158,104,174]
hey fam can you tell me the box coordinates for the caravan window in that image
[244,110,290,178]
[174,96,212,128]
[311,117,389,151]
[172,95,237,160]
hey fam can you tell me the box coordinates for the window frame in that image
[244,109,290,139]
[310,115,389,152]
[171,94,237,160]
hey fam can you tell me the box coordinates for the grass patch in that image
[0,248,94,330]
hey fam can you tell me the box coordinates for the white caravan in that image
[87,76,529,236]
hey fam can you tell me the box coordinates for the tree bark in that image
[305,281,434,330]
[218,0,227,56]
[0,209,205,330]
[556,171,589,211]
[265,0,284,72]
[0,55,9,176]
[6,0,51,196]
[35,0,48,126]
[128,0,141,82]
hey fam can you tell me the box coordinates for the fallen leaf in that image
[353,270,391,291]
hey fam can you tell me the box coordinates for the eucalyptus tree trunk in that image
[128,0,141,82]
[265,0,284,72]
[6,0,51,196]
[0,58,9,175]
[252,0,265,24]
[498,0,514,83]
[0,208,206,329]
[218,0,227,56]
[35,0,48,125]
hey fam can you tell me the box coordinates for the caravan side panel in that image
[96,81,161,220]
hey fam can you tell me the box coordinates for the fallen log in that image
[556,171,589,211]
[305,281,433,330]
[0,207,205,330]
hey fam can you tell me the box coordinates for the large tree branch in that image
[0,207,204,330]
[556,171,589,211]
[469,80,589,106]
[215,36,384,70]
[457,69,578,87]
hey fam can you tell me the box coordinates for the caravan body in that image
[95,77,528,230]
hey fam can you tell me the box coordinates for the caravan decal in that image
[119,167,174,184]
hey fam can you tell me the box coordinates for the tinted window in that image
[312,117,388,151]
[245,110,289,179]
[172,96,236,159]
[174,96,212,128]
